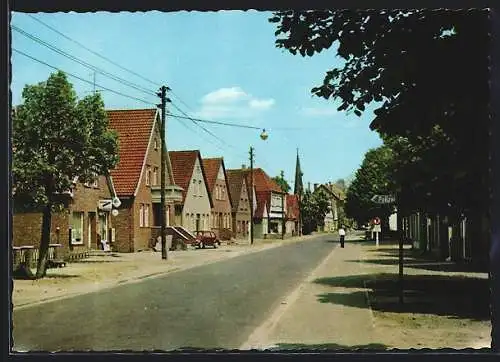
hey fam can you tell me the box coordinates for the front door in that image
[99,212,108,247]
[196,214,201,232]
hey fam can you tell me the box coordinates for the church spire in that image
[294,148,304,195]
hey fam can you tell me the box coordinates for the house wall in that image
[210,165,233,238]
[13,175,113,256]
[233,179,251,238]
[122,117,173,252]
[182,157,212,233]
[112,198,134,252]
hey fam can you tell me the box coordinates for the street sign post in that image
[371,194,396,204]
[372,217,382,247]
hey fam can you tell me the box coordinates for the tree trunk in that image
[36,181,54,279]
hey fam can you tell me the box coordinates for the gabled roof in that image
[315,183,346,201]
[255,191,270,219]
[232,168,282,194]
[168,150,213,207]
[202,157,233,208]
[108,108,173,196]
[226,169,246,212]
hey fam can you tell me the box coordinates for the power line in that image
[26,14,162,88]
[166,113,262,130]
[169,102,242,151]
[13,25,157,98]
[13,48,156,106]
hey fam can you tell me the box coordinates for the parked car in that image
[193,230,221,249]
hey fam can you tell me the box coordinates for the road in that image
[13,234,339,351]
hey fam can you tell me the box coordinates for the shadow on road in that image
[314,273,489,321]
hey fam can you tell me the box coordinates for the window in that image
[153,167,158,186]
[139,205,144,227]
[222,187,225,200]
[154,138,158,151]
[92,178,98,188]
[146,166,151,186]
[144,204,149,227]
[193,179,197,196]
[71,212,84,244]
[198,180,202,196]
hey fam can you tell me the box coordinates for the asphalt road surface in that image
[13,234,340,351]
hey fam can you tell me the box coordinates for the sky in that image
[11,10,383,190]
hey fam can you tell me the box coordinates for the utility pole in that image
[249,146,254,245]
[281,170,285,240]
[157,85,171,260]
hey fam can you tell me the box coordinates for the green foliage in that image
[272,171,291,193]
[301,189,330,234]
[13,71,119,209]
[345,145,395,225]
[270,10,489,217]
[12,71,119,277]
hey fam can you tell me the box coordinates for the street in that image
[13,234,338,351]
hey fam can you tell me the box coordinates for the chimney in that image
[314,183,319,191]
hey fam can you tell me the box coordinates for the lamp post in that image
[249,129,269,246]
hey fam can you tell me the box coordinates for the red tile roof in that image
[202,158,221,194]
[232,168,283,194]
[255,191,270,218]
[107,109,157,196]
[226,169,245,212]
[169,150,213,206]
[202,158,232,207]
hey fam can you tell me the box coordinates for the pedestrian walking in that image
[338,226,346,248]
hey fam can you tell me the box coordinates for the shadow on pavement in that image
[314,273,489,321]
[346,258,488,273]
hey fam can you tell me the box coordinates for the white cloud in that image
[301,107,339,117]
[201,87,249,104]
[249,98,275,110]
[195,87,275,120]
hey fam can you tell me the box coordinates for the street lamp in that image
[250,129,269,246]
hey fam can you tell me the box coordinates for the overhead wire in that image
[12,25,158,98]
[13,48,156,106]
[26,14,162,88]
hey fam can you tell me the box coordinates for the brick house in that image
[231,168,285,239]
[285,194,300,236]
[13,174,118,256]
[168,150,213,233]
[107,109,183,252]
[226,169,253,239]
[202,158,233,240]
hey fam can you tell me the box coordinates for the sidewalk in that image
[12,233,316,310]
[241,238,491,351]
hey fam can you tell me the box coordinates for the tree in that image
[13,71,119,278]
[272,170,291,193]
[301,188,330,235]
[269,10,489,218]
[345,145,395,226]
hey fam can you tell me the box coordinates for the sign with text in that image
[371,194,396,204]
[98,199,112,211]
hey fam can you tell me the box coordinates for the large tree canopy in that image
[13,71,119,278]
[270,9,489,217]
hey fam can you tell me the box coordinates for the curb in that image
[13,236,315,311]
